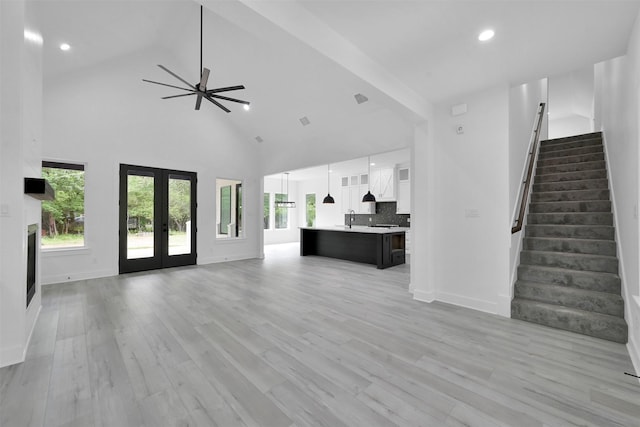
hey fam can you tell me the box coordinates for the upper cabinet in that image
[370,167,395,201]
[341,174,375,214]
[396,164,410,214]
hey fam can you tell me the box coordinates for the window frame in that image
[40,160,87,251]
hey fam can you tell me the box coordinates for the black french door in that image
[119,164,197,274]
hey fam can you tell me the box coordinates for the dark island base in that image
[300,228,405,269]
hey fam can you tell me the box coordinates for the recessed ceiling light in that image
[243,104,250,111]
[370,162,376,166]
[60,43,71,51]
[478,29,494,42]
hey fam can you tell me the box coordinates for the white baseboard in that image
[433,291,498,315]
[198,253,259,265]
[42,269,116,285]
[412,289,435,303]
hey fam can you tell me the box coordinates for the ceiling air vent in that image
[255,136,264,143]
[299,116,310,126]
[354,93,368,104]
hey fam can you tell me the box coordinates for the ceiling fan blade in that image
[206,85,245,94]
[157,65,195,89]
[142,79,194,92]
[162,93,197,100]
[203,94,231,113]
[209,94,250,105]
[195,94,203,110]
[199,68,210,91]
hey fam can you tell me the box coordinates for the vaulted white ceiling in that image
[34,0,640,176]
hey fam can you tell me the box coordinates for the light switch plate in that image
[0,204,9,217]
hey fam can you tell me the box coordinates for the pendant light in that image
[362,156,376,203]
[323,164,335,204]
[275,172,296,208]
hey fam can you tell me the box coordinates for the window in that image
[305,193,316,227]
[275,193,288,229]
[263,193,270,229]
[216,178,242,239]
[41,161,85,249]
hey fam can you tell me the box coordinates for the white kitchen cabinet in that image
[341,174,375,214]
[370,167,395,201]
[396,165,411,214]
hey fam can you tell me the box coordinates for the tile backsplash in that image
[344,202,410,227]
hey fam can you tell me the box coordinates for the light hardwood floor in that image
[1,243,639,427]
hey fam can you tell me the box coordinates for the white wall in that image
[263,177,299,244]
[508,79,548,298]
[40,47,262,283]
[296,175,343,228]
[593,9,640,372]
[412,85,511,315]
[0,0,44,367]
[548,66,595,139]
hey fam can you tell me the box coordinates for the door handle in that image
[163,224,168,232]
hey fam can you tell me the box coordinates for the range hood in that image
[24,178,55,201]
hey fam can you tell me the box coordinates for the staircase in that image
[511,132,628,343]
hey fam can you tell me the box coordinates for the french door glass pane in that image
[220,185,231,235]
[127,174,154,259]
[168,175,192,256]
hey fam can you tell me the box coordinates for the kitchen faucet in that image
[348,209,356,228]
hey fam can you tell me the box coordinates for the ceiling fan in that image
[142,5,249,113]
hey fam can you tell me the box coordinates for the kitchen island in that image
[300,226,406,269]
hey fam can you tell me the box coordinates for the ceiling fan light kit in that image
[142,5,249,113]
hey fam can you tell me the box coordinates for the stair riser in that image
[537,161,605,175]
[523,238,616,256]
[517,265,620,293]
[529,201,611,213]
[531,189,610,203]
[511,300,627,343]
[537,152,604,168]
[541,133,602,145]
[525,225,615,240]
[514,283,624,317]
[528,213,613,226]
[535,169,607,184]
[533,179,608,192]
[538,145,603,160]
[520,251,618,274]
[539,138,602,154]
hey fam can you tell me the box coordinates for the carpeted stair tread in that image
[529,200,611,213]
[520,250,618,273]
[533,178,609,192]
[537,160,606,175]
[540,132,602,145]
[523,236,616,256]
[517,264,620,293]
[537,152,604,168]
[539,138,603,154]
[514,281,624,317]
[527,212,613,226]
[537,144,603,160]
[511,299,627,343]
[531,188,609,202]
[535,169,607,184]
[525,224,615,240]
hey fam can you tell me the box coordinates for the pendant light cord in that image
[327,164,331,193]
[200,5,203,78]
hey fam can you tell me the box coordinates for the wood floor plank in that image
[1,243,638,427]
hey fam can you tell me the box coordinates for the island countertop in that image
[299,226,408,235]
